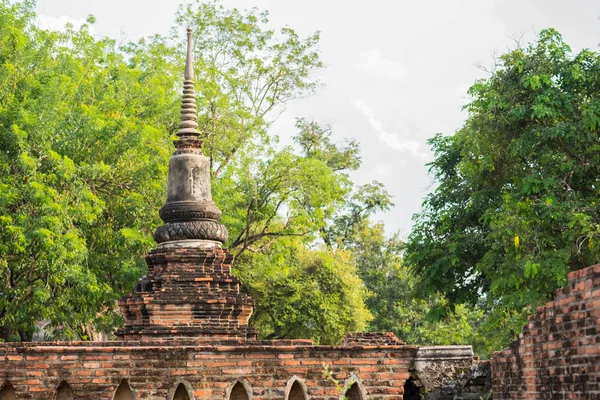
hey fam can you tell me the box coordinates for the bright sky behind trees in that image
[34,0,600,237]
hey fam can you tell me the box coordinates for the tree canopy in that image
[0,0,179,340]
[406,29,600,346]
[2,0,595,354]
[0,0,382,344]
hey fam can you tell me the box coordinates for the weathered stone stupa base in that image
[117,247,255,342]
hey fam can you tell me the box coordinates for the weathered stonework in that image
[492,264,600,399]
[0,338,416,399]
[342,332,405,346]
[116,248,255,341]
[153,28,227,250]
[409,346,490,400]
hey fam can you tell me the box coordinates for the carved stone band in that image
[154,220,228,244]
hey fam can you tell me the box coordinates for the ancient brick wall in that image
[0,339,416,400]
[491,264,600,399]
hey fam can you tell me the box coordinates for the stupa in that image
[117,29,254,341]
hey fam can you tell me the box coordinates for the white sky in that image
[35,0,600,237]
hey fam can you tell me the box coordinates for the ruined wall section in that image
[0,340,415,400]
[492,264,600,399]
[411,346,491,400]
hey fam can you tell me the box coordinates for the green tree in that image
[350,223,492,356]
[226,117,381,344]
[217,120,353,257]
[0,0,376,343]
[0,1,179,340]
[406,29,600,347]
[235,239,371,345]
[323,181,393,248]
[351,223,406,334]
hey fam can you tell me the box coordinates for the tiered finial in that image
[177,28,200,138]
[153,28,228,248]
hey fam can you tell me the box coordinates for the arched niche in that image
[0,381,16,400]
[113,380,135,400]
[173,385,190,400]
[345,384,361,400]
[56,381,74,400]
[402,377,423,400]
[169,380,194,400]
[340,377,365,400]
[285,378,308,400]
[226,380,252,400]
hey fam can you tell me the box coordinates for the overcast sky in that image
[35,0,600,237]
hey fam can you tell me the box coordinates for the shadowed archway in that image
[228,381,251,400]
[345,383,362,400]
[340,376,367,400]
[56,381,74,400]
[0,382,16,400]
[286,378,308,400]
[403,377,424,400]
[171,381,194,400]
[113,380,135,400]
[340,377,366,400]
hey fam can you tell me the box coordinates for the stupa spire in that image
[153,28,228,249]
[177,28,200,138]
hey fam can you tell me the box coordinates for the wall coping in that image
[414,345,474,361]
[0,341,420,354]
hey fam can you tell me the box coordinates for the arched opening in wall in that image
[229,382,250,400]
[0,382,16,400]
[113,380,135,400]
[56,381,74,400]
[172,383,191,400]
[344,383,362,400]
[287,381,307,400]
[403,377,423,400]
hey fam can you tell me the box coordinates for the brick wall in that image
[491,264,600,399]
[0,339,416,400]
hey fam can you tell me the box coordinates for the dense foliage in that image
[0,1,179,340]
[2,0,592,354]
[0,0,379,344]
[406,29,600,347]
